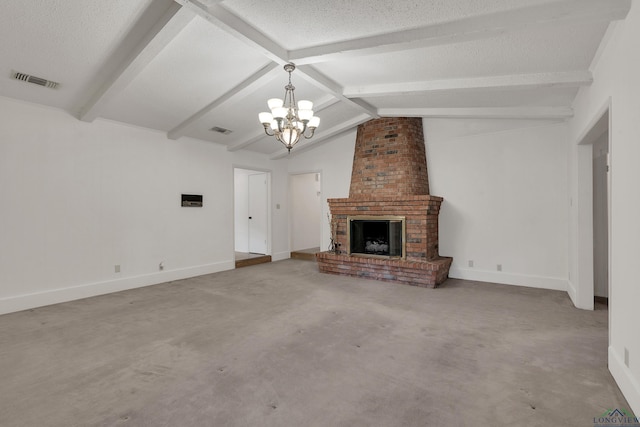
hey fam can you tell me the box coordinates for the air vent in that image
[210,126,232,135]
[12,71,60,89]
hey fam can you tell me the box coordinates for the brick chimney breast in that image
[349,117,429,197]
[317,117,452,288]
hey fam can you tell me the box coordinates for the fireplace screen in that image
[348,216,406,258]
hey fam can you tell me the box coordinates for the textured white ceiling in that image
[223,0,557,50]
[0,0,632,158]
[315,21,609,86]
[101,15,271,131]
[0,0,160,110]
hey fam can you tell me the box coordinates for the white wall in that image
[0,96,288,314]
[425,119,569,291]
[292,120,569,293]
[288,130,356,252]
[290,173,322,251]
[567,2,640,414]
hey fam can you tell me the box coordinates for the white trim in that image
[609,346,640,416]
[576,98,611,146]
[576,143,595,310]
[449,267,568,291]
[567,279,578,306]
[0,261,234,316]
[378,107,573,120]
[232,166,273,256]
[288,170,324,255]
[571,98,611,310]
[344,71,592,98]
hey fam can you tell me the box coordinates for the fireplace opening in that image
[348,216,405,258]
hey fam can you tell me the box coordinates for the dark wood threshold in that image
[594,296,609,306]
[290,247,320,261]
[235,254,271,269]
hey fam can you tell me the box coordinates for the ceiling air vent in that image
[210,126,232,135]
[12,71,60,89]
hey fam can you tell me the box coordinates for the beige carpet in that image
[0,259,630,426]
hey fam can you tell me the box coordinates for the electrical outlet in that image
[625,347,630,367]
[497,264,502,272]
[468,260,474,268]
[115,265,120,273]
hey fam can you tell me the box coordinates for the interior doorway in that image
[290,172,322,259]
[234,168,271,268]
[575,103,610,314]
[248,173,268,254]
[593,130,609,305]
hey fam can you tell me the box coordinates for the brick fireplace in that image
[316,117,452,288]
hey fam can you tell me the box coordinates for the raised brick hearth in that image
[316,117,452,288]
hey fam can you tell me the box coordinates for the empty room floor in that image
[0,260,630,426]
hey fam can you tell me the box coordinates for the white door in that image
[248,173,268,254]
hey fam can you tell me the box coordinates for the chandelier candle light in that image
[259,63,320,153]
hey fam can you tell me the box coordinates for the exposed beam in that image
[226,95,340,152]
[175,1,378,123]
[227,134,266,153]
[79,2,194,122]
[269,114,371,160]
[309,94,343,111]
[289,0,632,65]
[167,63,279,140]
[377,107,574,120]
[344,71,593,98]
[296,65,378,118]
[174,0,288,64]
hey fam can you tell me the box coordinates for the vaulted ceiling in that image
[0,0,631,158]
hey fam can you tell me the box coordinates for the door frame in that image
[574,98,611,321]
[248,172,268,254]
[233,166,272,257]
[289,171,323,252]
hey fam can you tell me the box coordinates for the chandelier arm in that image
[303,127,316,139]
[300,121,308,134]
[262,126,275,137]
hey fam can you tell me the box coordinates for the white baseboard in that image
[0,260,235,316]
[567,279,578,305]
[609,346,640,416]
[448,267,568,291]
[271,251,291,262]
